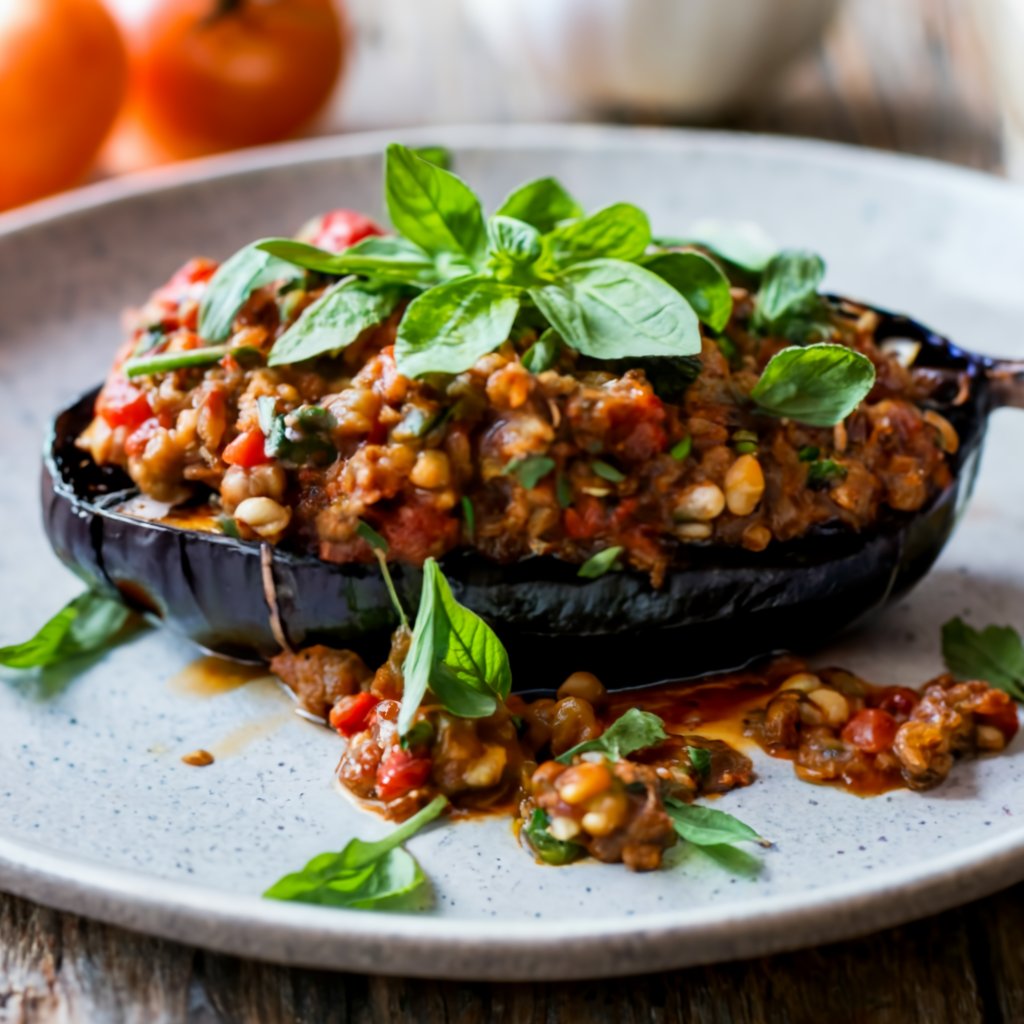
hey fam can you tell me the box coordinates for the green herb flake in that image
[670,436,693,461]
[0,591,131,670]
[400,719,435,751]
[750,343,876,428]
[687,746,712,777]
[556,707,669,764]
[460,496,476,541]
[797,445,821,462]
[523,809,586,866]
[577,546,624,580]
[504,455,556,490]
[806,459,848,490]
[263,794,447,910]
[941,617,1024,701]
[591,460,626,484]
[734,441,758,455]
[216,515,241,539]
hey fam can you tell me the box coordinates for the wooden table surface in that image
[4,1,1021,1021]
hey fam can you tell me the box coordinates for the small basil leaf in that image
[199,241,301,342]
[670,435,693,461]
[557,707,669,764]
[504,455,555,489]
[797,445,820,462]
[399,559,512,734]
[488,215,543,266]
[356,519,389,552]
[258,236,440,287]
[412,145,452,170]
[264,795,447,909]
[268,280,402,366]
[428,663,499,719]
[395,276,520,379]
[521,328,562,374]
[750,343,876,427]
[530,259,701,361]
[675,220,778,274]
[523,809,585,865]
[385,143,488,265]
[687,746,711,776]
[664,798,768,848]
[591,460,625,484]
[643,251,733,333]
[941,618,1024,701]
[692,842,763,877]
[751,250,831,340]
[577,546,623,579]
[0,591,131,669]
[547,203,650,265]
[495,177,584,234]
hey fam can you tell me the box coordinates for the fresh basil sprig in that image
[751,250,832,342]
[750,343,876,427]
[199,241,302,342]
[258,236,441,288]
[399,558,512,735]
[556,707,669,764]
[941,617,1024,701]
[1,591,132,670]
[268,279,402,366]
[664,798,769,848]
[546,203,650,265]
[264,794,447,909]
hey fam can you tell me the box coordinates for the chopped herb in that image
[687,746,711,776]
[591,460,626,484]
[523,809,585,865]
[263,794,447,910]
[941,617,1024,701]
[132,324,166,357]
[806,459,848,489]
[0,591,132,670]
[460,496,476,540]
[504,455,556,490]
[556,707,669,764]
[797,445,821,462]
[556,472,573,509]
[216,515,241,539]
[577,546,623,579]
[670,436,693,461]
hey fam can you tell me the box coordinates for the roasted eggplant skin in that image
[40,306,1013,688]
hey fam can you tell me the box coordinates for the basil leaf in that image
[488,215,542,266]
[941,618,1024,701]
[591,460,625,484]
[577,546,623,579]
[124,344,230,378]
[693,842,763,878]
[412,145,452,170]
[643,251,733,333]
[268,280,402,366]
[556,707,668,764]
[521,328,562,373]
[547,203,650,265]
[752,250,831,340]
[523,809,585,866]
[1,591,130,669]
[670,435,693,461]
[399,558,512,734]
[676,220,778,273]
[504,455,555,489]
[258,237,439,287]
[356,519,389,552]
[687,746,711,776]
[385,143,488,265]
[395,276,520,379]
[264,795,447,909]
[664,798,768,848]
[199,241,301,342]
[530,259,701,361]
[495,177,584,233]
[750,343,876,427]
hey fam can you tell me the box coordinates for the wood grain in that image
[2,0,1015,1021]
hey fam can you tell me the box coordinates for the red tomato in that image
[124,418,160,457]
[329,692,380,737]
[376,748,431,802]
[876,686,919,719]
[842,709,899,755]
[303,210,385,253]
[96,378,153,430]
[222,429,269,468]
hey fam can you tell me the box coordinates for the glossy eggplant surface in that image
[41,305,1021,687]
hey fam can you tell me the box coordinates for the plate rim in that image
[3,122,1024,980]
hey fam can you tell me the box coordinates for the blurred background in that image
[0,0,1014,215]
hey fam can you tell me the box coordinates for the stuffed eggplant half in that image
[41,146,1024,685]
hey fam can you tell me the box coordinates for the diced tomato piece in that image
[96,377,153,430]
[222,428,270,468]
[380,502,461,564]
[842,709,899,754]
[376,748,432,801]
[564,495,604,540]
[307,209,385,253]
[124,418,160,457]
[876,686,919,719]
[329,692,380,737]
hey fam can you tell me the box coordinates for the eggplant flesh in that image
[40,307,1016,688]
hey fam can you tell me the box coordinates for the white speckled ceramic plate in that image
[2,126,1024,982]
